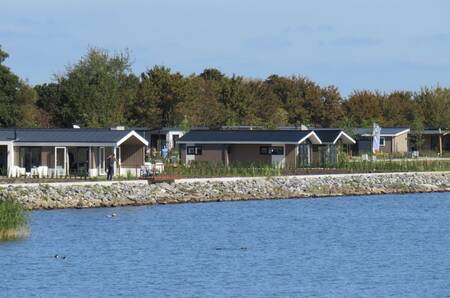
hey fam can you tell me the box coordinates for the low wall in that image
[0,172,449,210]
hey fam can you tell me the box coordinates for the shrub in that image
[0,196,29,241]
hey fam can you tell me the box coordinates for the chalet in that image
[312,129,356,165]
[0,128,148,177]
[411,129,450,156]
[353,127,410,155]
[177,129,355,167]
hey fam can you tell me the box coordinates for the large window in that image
[271,146,284,155]
[187,146,202,155]
[380,137,385,147]
[260,146,270,155]
[19,147,41,172]
[260,146,284,155]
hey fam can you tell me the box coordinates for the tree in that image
[55,48,138,127]
[381,91,418,127]
[175,76,226,128]
[344,90,384,127]
[0,46,39,127]
[319,86,344,127]
[132,66,186,128]
[415,87,450,128]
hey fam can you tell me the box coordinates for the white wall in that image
[165,131,184,150]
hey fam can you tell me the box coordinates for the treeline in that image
[1,46,449,130]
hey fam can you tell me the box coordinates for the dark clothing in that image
[106,155,116,180]
[107,156,116,168]
[107,166,114,180]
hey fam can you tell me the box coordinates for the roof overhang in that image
[117,131,149,146]
[12,130,149,147]
[360,128,410,137]
[178,141,302,145]
[298,131,322,145]
[331,131,356,144]
[0,141,14,145]
[14,142,118,147]
[421,130,450,136]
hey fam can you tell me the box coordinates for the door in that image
[0,146,8,175]
[271,145,285,167]
[298,144,311,167]
[98,147,105,175]
[55,147,67,176]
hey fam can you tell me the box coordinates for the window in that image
[380,137,385,147]
[271,146,284,155]
[172,134,179,149]
[187,146,202,155]
[19,147,41,172]
[260,146,270,155]
[260,146,284,155]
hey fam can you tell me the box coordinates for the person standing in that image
[160,145,169,160]
[106,153,116,180]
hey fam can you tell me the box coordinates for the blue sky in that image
[1,0,450,95]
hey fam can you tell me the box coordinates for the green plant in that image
[0,196,29,241]
[126,170,134,180]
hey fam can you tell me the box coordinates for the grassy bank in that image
[164,160,450,178]
[333,159,450,173]
[0,198,28,241]
[165,162,282,178]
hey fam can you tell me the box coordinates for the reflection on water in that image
[1,192,450,297]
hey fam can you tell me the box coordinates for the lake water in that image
[1,192,450,297]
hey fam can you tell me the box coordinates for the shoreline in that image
[0,171,448,210]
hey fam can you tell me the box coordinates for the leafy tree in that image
[381,91,418,127]
[415,87,450,128]
[132,66,185,128]
[55,48,138,127]
[175,76,226,128]
[344,90,384,127]
[320,86,344,127]
[0,46,39,127]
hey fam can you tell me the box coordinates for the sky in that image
[1,0,450,95]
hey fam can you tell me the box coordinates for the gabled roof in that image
[313,129,356,144]
[0,128,148,146]
[355,127,410,137]
[178,130,322,144]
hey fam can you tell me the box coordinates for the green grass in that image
[165,161,282,178]
[333,159,450,173]
[0,197,29,241]
[164,159,450,178]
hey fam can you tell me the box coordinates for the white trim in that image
[7,142,14,177]
[116,131,149,146]
[54,147,67,176]
[179,132,323,145]
[113,146,118,176]
[325,131,356,145]
[360,128,410,137]
[98,147,106,175]
[298,131,322,145]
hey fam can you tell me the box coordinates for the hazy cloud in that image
[413,33,450,45]
[322,36,382,47]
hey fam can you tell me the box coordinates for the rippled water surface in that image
[1,192,450,297]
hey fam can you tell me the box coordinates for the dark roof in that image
[0,128,133,143]
[148,127,184,134]
[178,129,315,144]
[355,127,409,136]
[420,129,450,135]
[313,129,343,143]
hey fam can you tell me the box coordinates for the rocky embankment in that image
[0,172,449,210]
